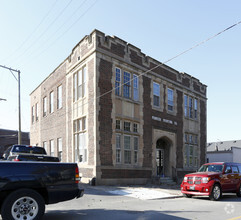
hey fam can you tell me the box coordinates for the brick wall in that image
[98,58,113,166]
[200,99,207,165]
[142,75,152,168]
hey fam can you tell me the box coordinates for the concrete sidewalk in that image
[88,184,183,200]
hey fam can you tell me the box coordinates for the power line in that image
[1,0,58,64]
[25,0,98,63]
[10,0,74,65]
[28,0,90,58]
[31,20,241,133]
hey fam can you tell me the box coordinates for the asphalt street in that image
[42,184,241,220]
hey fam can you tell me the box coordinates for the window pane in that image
[43,97,47,116]
[116,135,121,149]
[83,66,86,97]
[184,95,188,117]
[123,72,131,98]
[194,99,198,119]
[116,120,121,129]
[124,136,131,149]
[153,83,160,107]
[74,73,77,101]
[57,85,62,109]
[134,137,138,150]
[189,97,193,118]
[124,122,131,131]
[168,88,174,111]
[133,123,138,132]
[133,74,139,101]
[115,68,121,96]
[124,150,131,164]
[50,92,54,113]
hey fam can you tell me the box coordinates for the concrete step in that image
[151,176,177,185]
[159,177,176,185]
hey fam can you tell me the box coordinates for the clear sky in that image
[0,0,240,142]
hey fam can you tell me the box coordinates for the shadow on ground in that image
[43,209,190,220]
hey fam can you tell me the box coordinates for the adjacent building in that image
[30,29,207,184]
[207,140,241,163]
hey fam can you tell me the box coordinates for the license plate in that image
[189,186,195,190]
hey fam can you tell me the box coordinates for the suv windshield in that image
[198,164,224,173]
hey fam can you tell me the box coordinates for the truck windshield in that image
[12,146,46,155]
[198,164,224,172]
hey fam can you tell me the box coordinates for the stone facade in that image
[30,29,207,185]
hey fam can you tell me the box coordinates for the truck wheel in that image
[237,184,241,197]
[1,188,45,220]
[209,184,222,201]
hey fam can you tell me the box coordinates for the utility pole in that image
[0,65,21,144]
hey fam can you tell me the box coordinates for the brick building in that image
[30,29,207,184]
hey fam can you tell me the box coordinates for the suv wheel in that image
[184,194,192,198]
[237,184,241,197]
[209,184,222,201]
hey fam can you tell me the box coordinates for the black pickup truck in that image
[0,161,84,220]
[1,145,59,162]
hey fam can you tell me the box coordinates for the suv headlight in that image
[184,176,187,182]
[202,177,211,183]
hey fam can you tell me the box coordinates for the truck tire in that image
[209,184,222,201]
[1,188,45,220]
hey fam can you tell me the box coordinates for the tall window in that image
[133,74,139,101]
[116,120,121,130]
[74,117,87,163]
[74,66,86,102]
[167,88,174,111]
[43,97,47,117]
[189,97,193,118]
[123,72,131,98]
[184,133,198,167]
[116,134,121,163]
[153,82,160,107]
[57,85,62,109]
[43,141,47,151]
[134,137,138,164]
[31,106,35,123]
[115,68,138,101]
[124,136,131,164]
[74,73,78,102]
[184,95,188,117]
[57,138,62,162]
[49,91,54,113]
[194,99,198,119]
[50,139,54,156]
[35,103,39,121]
[115,68,121,96]
[184,95,198,120]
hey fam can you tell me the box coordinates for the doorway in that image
[156,137,171,177]
[156,149,164,176]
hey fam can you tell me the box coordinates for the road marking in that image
[227,216,241,220]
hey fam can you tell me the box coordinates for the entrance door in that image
[156,149,164,176]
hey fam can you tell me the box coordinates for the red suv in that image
[181,162,241,200]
